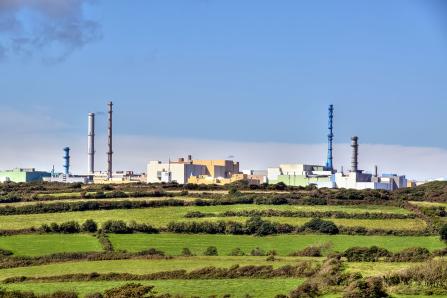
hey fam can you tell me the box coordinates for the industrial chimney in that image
[88,113,95,175]
[351,136,358,173]
[107,102,113,179]
[63,147,70,175]
[326,105,334,171]
[374,165,378,177]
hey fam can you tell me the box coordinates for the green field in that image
[410,201,447,208]
[0,257,313,280]
[109,233,445,256]
[2,279,304,298]
[345,261,415,277]
[0,234,102,256]
[0,204,421,231]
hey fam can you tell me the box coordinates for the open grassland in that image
[344,261,416,277]
[0,234,102,256]
[0,257,312,280]
[409,201,447,208]
[2,278,304,298]
[0,204,420,231]
[109,233,445,256]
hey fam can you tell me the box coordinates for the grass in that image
[0,256,313,280]
[409,201,447,208]
[2,279,304,298]
[0,234,102,257]
[345,261,415,277]
[0,204,421,231]
[109,233,446,256]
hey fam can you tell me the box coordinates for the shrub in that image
[303,218,339,234]
[387,247,431,262]
[343,246,391,262]
[228,248,245,256]
[81,220,98,233]
[290,246,323,257]
[103,283,155,298]
[50,222,60,233]
[204,246,218,256]
[440,224,447,242]
[102,220,131,234]
[58,221,80,234]
[245,216,277,236]
[343,277,389,298]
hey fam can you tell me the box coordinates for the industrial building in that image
[147,156,261,185]
[267,164,334,188]
[266,106,408,191]
[0,168,51,183]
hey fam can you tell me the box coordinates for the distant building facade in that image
[0,168,51,183]
[147,156,260,185]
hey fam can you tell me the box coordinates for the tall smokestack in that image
[63,147,70,175]
[88,113,95,175]
[374,165,378,177]
[107,102,113,179]
[325,104,334,171]
[351,136,358,173]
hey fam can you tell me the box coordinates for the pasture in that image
[109,233,445,255]
[0,204,421,231]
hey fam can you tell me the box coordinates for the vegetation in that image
[108,233,445,256]
[0,182,447,297]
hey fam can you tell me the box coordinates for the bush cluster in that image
[302,218,339,235]
[167,216,294,236]
[343,246,433,262]
[39,220,158,235]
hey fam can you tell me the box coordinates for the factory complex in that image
[0,103,411,190]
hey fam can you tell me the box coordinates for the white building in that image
[147,160,206,184]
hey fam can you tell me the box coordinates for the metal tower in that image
[107,101,113,179]
[88,113,95,175]
[325,104,334,171]
[63,147,70,175]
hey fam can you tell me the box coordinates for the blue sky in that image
[0,0,447,178]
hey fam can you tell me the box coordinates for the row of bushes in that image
[384,259,447,288]
[0,199,186,215]
[185,209,415,219]
[4,262,318,284]
[39,220,159,234]
[0,249,170,269]
[168,216,339,236]
[343,246,447,262]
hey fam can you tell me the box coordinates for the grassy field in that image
[0,204,421,231]
[109,233,445,256]
[0,234,102,256]
[0,256,314,280]
[409,201,447,208]
[344,261,415,277]
[2,279,304,298]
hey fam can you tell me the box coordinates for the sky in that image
[0,0,447,180]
